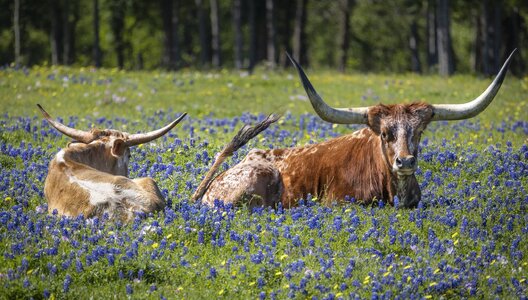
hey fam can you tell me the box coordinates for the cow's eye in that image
[381,131,392,141]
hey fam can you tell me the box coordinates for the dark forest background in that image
[2,0,527,76]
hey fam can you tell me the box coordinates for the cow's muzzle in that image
[393,155,416,175]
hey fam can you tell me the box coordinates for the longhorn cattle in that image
[193,50,515,208]
[39,104,186,221]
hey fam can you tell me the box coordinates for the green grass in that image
[2,65,527,119]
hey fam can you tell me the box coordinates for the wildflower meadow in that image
[1,66,527,299]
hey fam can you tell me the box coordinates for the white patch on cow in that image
[220,166,254,189]
[396,126,407,156]
[309,147,319,154]
[408,128,416,153]
[68,175,140,207]
[397,177,407,192]
[55,149,66,163]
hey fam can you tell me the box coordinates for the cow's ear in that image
[367,106,388,135]
[111,138,127,157]
[410,104,434,122]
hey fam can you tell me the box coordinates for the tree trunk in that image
[210,0,221,68]
[195,0,209,66]
[62,0,71,65]
[491,2,501,73]
[161,0,172,68]
[248,0,257,72]
[161,0,179,69]
[14,0,21,65]
[409,20,422,73]
[337,0,350,72]
[182,9,193,62]
[473,9,483,73]
[50,1,61,65]
[481,0,501,75]
[93,0,102,67]
[293,0,308,67]
[172,0,180,68]
[277,1,293,67]
[232,0,243,69]
[266,0,276,68]
[62,0,79,65]
[481,1,491,74]
[426,0,437,70]
[436,0,454,76]
[503,6,525,75]
[109,0,126,69]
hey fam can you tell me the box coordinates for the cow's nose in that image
[396,156,416,169]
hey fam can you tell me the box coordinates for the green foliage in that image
[1,0,527,73]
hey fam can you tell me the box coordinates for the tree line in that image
[2,0,527,75]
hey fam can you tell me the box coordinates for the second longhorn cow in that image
[193,50,515,208]
[39,104,186,221]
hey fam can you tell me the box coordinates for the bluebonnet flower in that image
[198,230,205,244]
[292,235,302,247]
[209,267,217,279]
[257,277,265,288]
[75,259,83,273]
[63,274,72,293]
[23,278,30,288]
[259,291,266,300]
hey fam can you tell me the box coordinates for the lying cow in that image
[39,104,186,221]
[193,50,515,208]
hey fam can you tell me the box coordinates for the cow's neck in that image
[390,174,420,208]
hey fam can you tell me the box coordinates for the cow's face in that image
[368,103,434,177]
[66,129,131,177]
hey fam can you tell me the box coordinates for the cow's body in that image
[38,105,186,221]
[202,107,426,208]
[45,140,164,221]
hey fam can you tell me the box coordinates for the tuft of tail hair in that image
[192,114,281,202]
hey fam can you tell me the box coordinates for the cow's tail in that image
[192,114,280,202]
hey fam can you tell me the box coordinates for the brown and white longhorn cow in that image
[39,104,186,221]
[193,51,514,208]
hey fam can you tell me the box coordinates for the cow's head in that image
[288,50,514,207]
[367,103,433,177]
[38,104,186,176]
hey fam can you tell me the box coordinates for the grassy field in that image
[0,65,527,299]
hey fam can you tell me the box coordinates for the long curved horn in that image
[125,112,187,146]
[432,49,515,121]
[287,52,369,124]
[37,104,95,143]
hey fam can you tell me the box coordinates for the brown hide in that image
[45,159,93,216]
[277,103,433,207]
[275,130,390,207]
